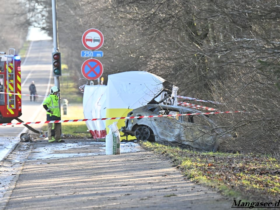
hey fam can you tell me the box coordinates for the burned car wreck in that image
[121,104,231,152]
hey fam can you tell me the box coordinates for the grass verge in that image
[41,103,91,138]
[60,77,83,103]
[140,141,280,202]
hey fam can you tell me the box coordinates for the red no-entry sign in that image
[81,59,103,80]
[82,28,104,50]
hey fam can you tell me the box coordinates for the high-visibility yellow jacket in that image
[43,94,61,118]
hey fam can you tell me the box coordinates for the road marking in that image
[16,42,52,139]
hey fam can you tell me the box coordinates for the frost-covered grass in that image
[140,141,280,201]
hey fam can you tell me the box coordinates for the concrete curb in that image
[0,140,20,164]
[0,143,33,210]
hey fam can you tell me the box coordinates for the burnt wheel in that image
[20,133,31,142]
[135,126,151,141]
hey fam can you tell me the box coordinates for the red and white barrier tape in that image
[178,102,217,111]
[0,110,246,126]
[0,92,45,98]
[176,95,223,105]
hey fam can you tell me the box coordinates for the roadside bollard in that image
[62,99,68,115]
[113,133,120,155]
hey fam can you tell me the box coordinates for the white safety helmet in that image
[51,86,59,94]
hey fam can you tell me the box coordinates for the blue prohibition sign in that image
[81,59,103,80]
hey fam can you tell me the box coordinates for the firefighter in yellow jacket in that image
[43,86,64,143]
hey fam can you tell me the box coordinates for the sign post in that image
[81,28,104,84]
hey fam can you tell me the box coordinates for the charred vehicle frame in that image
[121,104,231,152]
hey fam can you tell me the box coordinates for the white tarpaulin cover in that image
[106,71,166,109]
[105,71,168,140]
[83,71,170,140]
[83,85,107,139]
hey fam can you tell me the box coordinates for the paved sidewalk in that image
[4,141,232,210]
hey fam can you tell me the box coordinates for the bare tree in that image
[0,0,30,52]
[31,0,280,154]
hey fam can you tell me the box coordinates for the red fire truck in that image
[0,48,22,123]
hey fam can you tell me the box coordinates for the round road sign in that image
[82,28,104,50]
[81,59,103,80]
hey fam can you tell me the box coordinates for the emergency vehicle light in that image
[14,56,21,61]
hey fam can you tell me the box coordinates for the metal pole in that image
[52,0,59,88]
[52,0,57,53]
[52,0,62,136]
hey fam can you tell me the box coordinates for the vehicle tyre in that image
[135,126,151,141]
[20,133,31,142]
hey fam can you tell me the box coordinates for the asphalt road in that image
[0,40,53,137]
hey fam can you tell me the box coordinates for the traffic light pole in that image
[52,0,60,88]
[52,0,62,136]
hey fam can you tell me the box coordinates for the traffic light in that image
[52,52,61,76]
